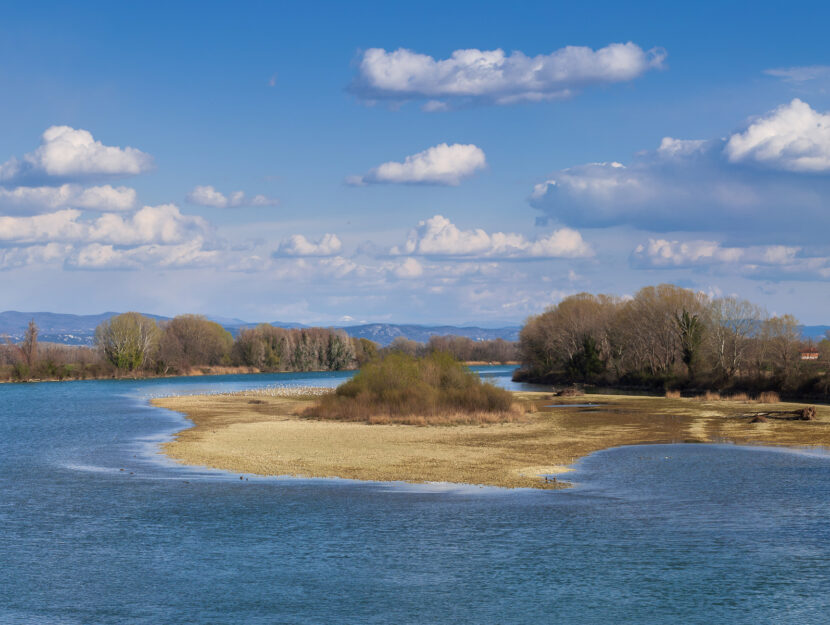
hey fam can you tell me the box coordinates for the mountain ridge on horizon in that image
[0,310,522,346]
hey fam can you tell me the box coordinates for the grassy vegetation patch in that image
[304,351,520,425]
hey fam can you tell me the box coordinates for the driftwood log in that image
[746,406,816,422]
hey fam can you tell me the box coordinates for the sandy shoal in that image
[152,392,830,490]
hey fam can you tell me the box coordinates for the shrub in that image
[305,351,518,425]
[665,390,681,399]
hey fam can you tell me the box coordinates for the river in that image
[1,367,829,624]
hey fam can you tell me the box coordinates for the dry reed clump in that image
[692,390,780,404]
[759,391,780,404]
[303,351,519,426]
[665,390,681,399]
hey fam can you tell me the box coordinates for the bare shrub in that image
[665,390,681,399]
[304,351,518,425]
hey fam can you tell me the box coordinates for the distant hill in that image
[3,310,827,347]
[0,311,169,345]
[0,311,518,347]
[341,323,519,345]
[802,325,830,341]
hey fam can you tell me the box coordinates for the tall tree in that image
[20,319,38,368]
[675,309,704,378]
[95,313,161,372]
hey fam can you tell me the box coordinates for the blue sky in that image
[2,0,830,325]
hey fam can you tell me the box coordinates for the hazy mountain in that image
[341,323,519,345]
[4,310,827,347]
[0,311,518,346]
[802,325,830,341]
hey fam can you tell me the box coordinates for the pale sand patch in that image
[153,392,830,490]
[686,418,710,442]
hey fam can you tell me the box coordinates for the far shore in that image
[153,391,830,490]
[0,361,517,385]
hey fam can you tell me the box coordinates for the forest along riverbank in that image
[153,391,830,489]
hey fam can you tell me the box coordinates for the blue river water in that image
[2,367,830,624]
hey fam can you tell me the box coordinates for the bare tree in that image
[20,320,38,368]
[708,297,764,378]
[95,313,161,372]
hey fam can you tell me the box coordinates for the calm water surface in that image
[2,368,830,624]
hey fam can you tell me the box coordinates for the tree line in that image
[382,335,517,363]
[516,284,830,397]
[1,313,376,381]
[1,313,518,382]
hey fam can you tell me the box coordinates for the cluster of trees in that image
[517,284,830,397]
[383,335,517,363]
[1,313,375,381]
[0,320,105,381]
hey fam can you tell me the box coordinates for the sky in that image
[2,0,830,326]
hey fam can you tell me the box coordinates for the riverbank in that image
[1,362,515,384]
[153,391,830,489]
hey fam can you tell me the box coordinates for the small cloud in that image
[348,143,486,186]
[274,233,342,257]
[764,65,830,83]
[268,73,278,87]
[393,257,423,278]
[0,183,136,215]
[391,215,593,259]
[186,185,278,208]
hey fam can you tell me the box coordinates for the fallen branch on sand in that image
[746,406,816,423]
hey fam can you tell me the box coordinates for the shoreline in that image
[0,362,516,385]
[153,390,830,490]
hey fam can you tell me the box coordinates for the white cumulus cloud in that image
[531,99,830,240]
[274,233,342,257]
[66,240,221,271]
[0,204,210,245]
[352,43,666,109]
[725,99,830,172]
[0,126,153,183]
[348,143,486,186]
[186,185,278,208]
[0,184,136,215]
[630,237,830,281]
[390,215,592,259]
[0,243,72,271]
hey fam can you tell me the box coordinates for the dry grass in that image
[759,391,780,404]
[728,392,750,402]
[154,391,830,490]
[665,390,681,399]
[362,404,527,426]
